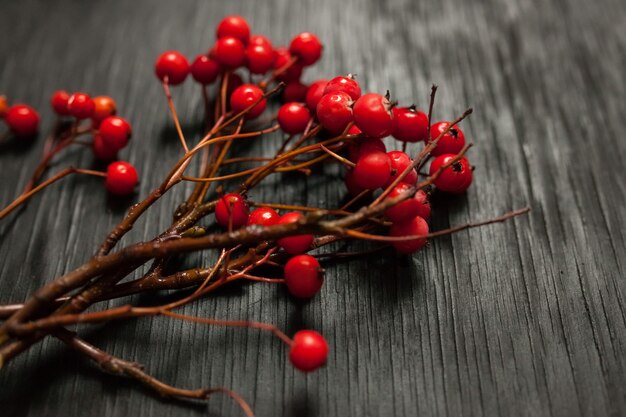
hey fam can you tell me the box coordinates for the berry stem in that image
[319,144,356,168]
[0,167,105,220]
[259,56,297,90]
[161,77,189,153]
[427,84,438,135]
[344,207,530,242]
[373,107,473,205]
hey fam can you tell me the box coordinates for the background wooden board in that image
[1,0,625,416]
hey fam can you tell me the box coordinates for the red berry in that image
[246,43,275,74]
[284,255,324,298]
[305,79,329,112]
[105,161,138,196]
[289,330,329,372]
[289,32,323,66]
[412,189,431,220]
[392,106,429,143]
[353,93,394,138]
[92,134,118,162]
[353,151,391,189]
[99,116,132,151]
[92,96,117,124]
[213,37,246,69]
[386,150,418,186]
[323,74,361,100]
[273,48,304,82]
[389,216,429,254]
[154,51,190,85]
[429,122,466,156]
[429,154,473,193]
[249,34,272,49]
[215,193,250,229]
[278,102,311,134]
[384,184,431,223]
[216,15,250,44]
[344,169,368,197]
[191,55,221,85]
[67,92,95,119]
[0,96,8,118]
[282,81,308,103]
[4,104,40,137]
[277,212,314,254]
[51,90,71,116]
[347,138,386,162]
[247,207,280,227]
[316,92,353,134]
[230,84,266,119]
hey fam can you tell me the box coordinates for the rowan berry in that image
[384,184,431,223]
[92,135,118,162]
[386,150,417,186]
[105,161,138,196]
[99,116,132,151]
[316,92,353,134]
[229,84,266,119]
[283,81,308,103]
[91,96,117,124]
[347,138,386,162]
[4,104,40,137]
[67,92,95,119]
[277,212,314,254]
[154,51,190,85]
[215,193,249,229]
[352,151,391,189]
[247,207,280,227]
[392,106,428,142]
[323,74,361,100]
[216,15,250,44]
[213,37,246,69]
[430,121,465,156]
[289,32,323,66]
[389,216,429,254]
[190,55,221,85]
[278,102,311,134]
[305,79,329,112]
[353,93,393,138]
[273,48,304,83]
[289,330,329,372]
[246,44,275,74]
[249,34,272,49]
[429,154,473,193]
[284,255,323,298]
[51,90,71,116]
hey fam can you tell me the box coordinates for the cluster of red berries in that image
[148,16,328,372]
[213,193,325,370]
[48,90,139,196]
[154,16,323,123]
[214,195,321,295]
[1,91,139,197]
[0,95,40,137]
[50,91,133,162]
[273,73,474,254]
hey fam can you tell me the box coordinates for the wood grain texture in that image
[1,0,625,416]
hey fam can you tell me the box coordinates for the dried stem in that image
[0,167,105,220]
[53,328,255,416]
[162,78,189,153]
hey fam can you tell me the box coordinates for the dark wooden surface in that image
[1,0,625,416]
